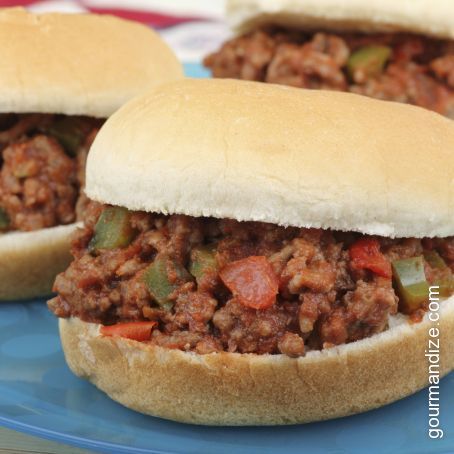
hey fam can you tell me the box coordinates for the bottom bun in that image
[0,223,78,300]
[59,298,454,425]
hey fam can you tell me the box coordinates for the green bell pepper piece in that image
[392,256,429,313]
[347,45,392,80]
[89,206,135,252]
[424,250,446,269]
[143,256,192,309]
[424,250,454,297]
[189,244,218,284]
[48,117,87,156]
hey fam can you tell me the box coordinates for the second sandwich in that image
[0,8,183,300]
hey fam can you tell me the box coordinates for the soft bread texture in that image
[0,8,183,117]
[59,296,454,425]
[227,0,454,39]
[87,78,454,238]
[0,224,77,300]
[0,8,182,300]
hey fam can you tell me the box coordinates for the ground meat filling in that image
[204,30,454,117]
[48,204,454,357]
[0,114,102,232]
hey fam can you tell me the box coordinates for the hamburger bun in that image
[87,78,454,238]
[56,79,454,424]
[0,224,78,300]
[0,8,183,300]
[227,0,454,39]
[59,298,454,425]
[0,8,183,117]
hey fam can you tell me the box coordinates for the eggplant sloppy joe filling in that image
[204,29,454,117]
[48,203,454,357]
[0,114,103,232]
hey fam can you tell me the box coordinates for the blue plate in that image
[1,64,454,453]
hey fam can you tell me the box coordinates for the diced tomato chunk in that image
[220,256,279,310]
[100,321,157,342]
[349,238,392,278]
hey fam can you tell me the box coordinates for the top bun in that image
[227,0,454,39]
[86,78,454,238]
[0,8,183,117]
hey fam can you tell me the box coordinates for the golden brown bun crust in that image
[0,224,77,300]
[59,297,454,425]
[227,0,454,39]
[0,8,183,117]
[87,78,454,238]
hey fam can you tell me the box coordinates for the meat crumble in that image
[48,203,454,357]
[204,30,454,117]
[0,114,102,232]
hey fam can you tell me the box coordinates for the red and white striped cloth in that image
[0,0,230,63]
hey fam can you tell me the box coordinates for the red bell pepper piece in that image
[220,256,279,310]
[349,238,392,278]
[100,321,157,342]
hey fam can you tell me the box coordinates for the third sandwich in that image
[205,0,454,117]
[49,79,454,425]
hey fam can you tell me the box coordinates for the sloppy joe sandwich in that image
[205,0,454,117]
[49,79,454,425]
[0,8,183,300]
